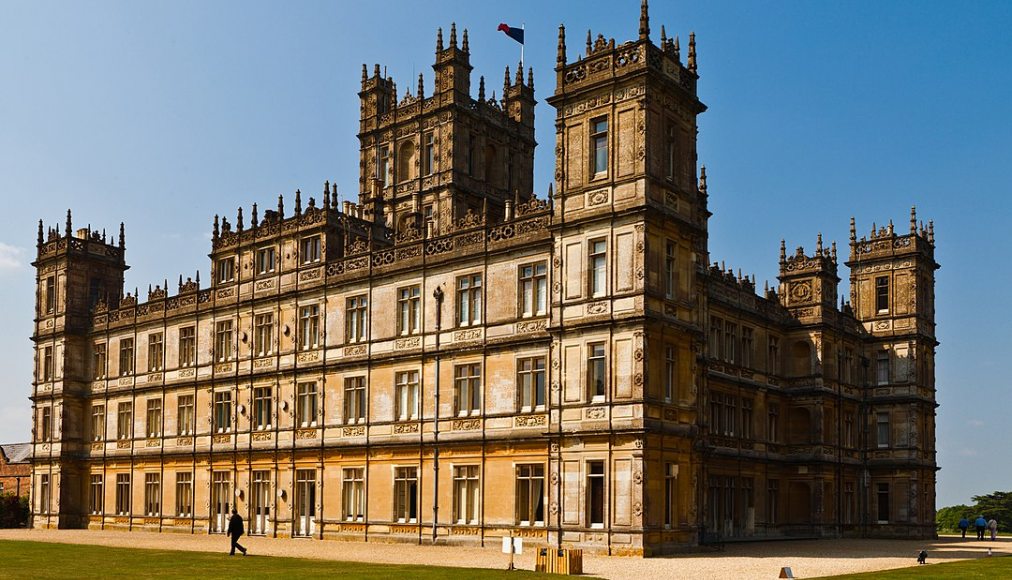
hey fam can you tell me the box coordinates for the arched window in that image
[397,140,415,183]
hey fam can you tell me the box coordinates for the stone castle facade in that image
[29,2,938,555]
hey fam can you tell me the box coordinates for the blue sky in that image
[1,1,1009,507]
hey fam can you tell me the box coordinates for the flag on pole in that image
[497,23,524,44]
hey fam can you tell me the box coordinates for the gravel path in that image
[0,529,1005,579]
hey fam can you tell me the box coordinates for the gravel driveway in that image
[0,529,1004,579]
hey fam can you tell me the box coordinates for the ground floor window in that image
[515,464,545,526]
[144,473,160,516]
[877,483,890,523]
[342,468,365,522]
[89,474,103,514]
[39,474,51,514]
[175,472,192,517]
[115,474,131,515]
[452,465,480,524]
[587,461,605,528]
[393,467,418,523]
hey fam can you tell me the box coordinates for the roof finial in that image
[674,35,681,62]
[547,183,554,198]
[37,219,44,245]
[888,219,894,236]
[586,29,592,55]
[849,216,856,242]
[831,241,838,261]
[417,73,424,99]
[928,220,934,243]
[639,0,650,41]
[688,32,697,73]
[462,28,469,52]
[277,194,285,219]
[65,209,72,237]
[557,24,567,65]
[323,181,331,209]
[528,67,534,90]
[213,215,220,240]
[251,203,259,228]
[374,63,380,78]
[503,66,510,97]
[361,63,367,84]
[478,75,485,101]
[118,222,125,249]
[699,165,708,195]
[449,22,457,48]
[178,274,183,291]
[816,232,823,253]
[436,27,444,52]
[294,189,302,216]
[660,25,667,46]
[516,61,523,85]
[237,206,244,231]
[779,239,786,263]
[910,205,917,233]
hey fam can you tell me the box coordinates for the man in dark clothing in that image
[959,516,970,539]
[975,515,988,541]
[227,509,248,556]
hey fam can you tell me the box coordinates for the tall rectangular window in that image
[767,479,779,525]
[216,257,235,283]
[397,286,421,335]
[93,343,107,379]
[393,466,419,523]
[422,132,435,175]
[115,473,131,515]
[344,377,366,424]
[254,313,273,357]
[709,317,723,359]
[844,412,855,447]
[44,277,56,314]
[588,342,607,399]
[453,465,480,524]
[252,386,272,430]
[664,346,676,402]
[664,463,678,528]
[456,274,482,326]
[346,295,368,342]
[300,235,321,264]
[299,305,320,350]
[466,133,476,176]
[91,404,105,441]
[877,411,890,448]
[175,472,193,517]
[178,327,196,368]
[515,464,545,526]
[213,391,232,433]
[42,346,53,382]
[215,320,233,362]
[519,262,548,318]
[767,403,779,443]
[177,395,194,436]
[768,335,780,374]
[379,147,391,186]
[454,363,481,415]
[875,276,889,313]
[591,117,608,175]
[250,470,271,534]
[665,123,677,180]
[147,333,163,372]
[144,473,161,516]
[40,406,52,442]
[343,468,365,522]
[724,322,737,364]
[844,482,855,525]
[589,239,607,297]
[665,241,677,299]
[256,247,275,274]
[741,398,753,439]
[119,338,134,376]
[877,483,890,523]
[39,474,51,514]
[876,351,890,385]
[395,371,419,421]
[517,356,546,411]
[741,327,754,368]
[89,474,103,514]
[297,382,318,427]
[587,461,605,527]
[145,399,161,438]
[117,402,132,440]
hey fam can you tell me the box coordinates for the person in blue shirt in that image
[958,516,970,539]
[975,515,988,540]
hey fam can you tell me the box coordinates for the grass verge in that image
[817,555,1012,579]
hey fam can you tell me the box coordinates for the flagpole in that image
[521,23,525,69]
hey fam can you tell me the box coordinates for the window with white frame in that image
[145,398,161,438]
[590,117,608,176]
[91,404,105,441]
[216,257,235,283]
[517,356,546,411]
[115,473,131,515]
[252,386,272,430]
[454,363,481,416]
[397,286,421,335]
[215,320,233,362]
[299,305,320,350]
[144,473,161,516]
[393,466,418,523]
[89,474,103,514]
[147,333,163,372]
[213,391,232,433]
[178,327,195,368]
[456,274,482,326]
[588,342,607,399]
[297,382,318,427]
[395,371,419,421]
[587,461,605,527]
[344,377,366,424]
[346,295,368,342]
[515,464,545,526]
[342,467,365,522]
[300,235,321,264]
[177,395,194,436]
[254,313,273,357]
[175,472,192,517]
[452,465,480,524]
[93,343,107,379]
[117,402,132,440]
[589,240,607,297]
[256,247,276,274]
[519,262,547,318]
[119,338,134,376]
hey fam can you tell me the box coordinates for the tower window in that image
[666,123,677,181]
[44,277,56,314]
[378,146,391,186]
[875,276,889,313]
[591,118,608,176]
[398,141,416,182]
[423,133,435,176]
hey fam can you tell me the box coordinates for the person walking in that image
[988,518,998,541]
[227,508,248,556]
[975,515,988,541]
[958,516,969,539]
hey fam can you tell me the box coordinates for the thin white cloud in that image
[0,243,25,271]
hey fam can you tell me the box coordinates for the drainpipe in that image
[432,285,444,543]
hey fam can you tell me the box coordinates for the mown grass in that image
[817,555,1012,579]
[0,539,556,579]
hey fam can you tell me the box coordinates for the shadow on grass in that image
[0,540,569,579]
[812,554,1012,579]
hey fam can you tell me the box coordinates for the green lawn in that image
[817,555,1012,579]
[0,540,556,579]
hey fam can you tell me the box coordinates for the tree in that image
[971,491,1012,532]
[936,504,973,532]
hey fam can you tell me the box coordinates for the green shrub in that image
[0,493,30,528]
